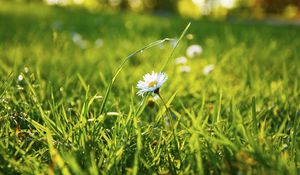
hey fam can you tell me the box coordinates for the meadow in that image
[0,1,300,174]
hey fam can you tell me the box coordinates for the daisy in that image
[72,32,82,43]
[203,64,215,75]
[136,71,168,96]
[175,56,188,65]
[94,38,104,48]
[186,44,203,58]
[18,74,23,81]
[72,32,88,49]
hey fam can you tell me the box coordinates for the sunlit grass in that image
[0,1,299,174]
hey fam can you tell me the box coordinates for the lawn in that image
[0,1,299,174]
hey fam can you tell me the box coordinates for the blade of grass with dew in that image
[160,22,191,72]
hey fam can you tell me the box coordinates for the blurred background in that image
[5,0,300,20]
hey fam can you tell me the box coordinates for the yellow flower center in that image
[148,81,157,88]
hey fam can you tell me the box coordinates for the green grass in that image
[0,1,300,174]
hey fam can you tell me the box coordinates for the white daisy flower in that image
[175,56,188,65]
[94,38,104,48]
[72,32,82,43]
[186,44,203,58]
[72,32,89,49]
[18,74,23,81]
[203,64,215,75]
[136,71,168,96]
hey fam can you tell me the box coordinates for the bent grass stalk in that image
[99,38,172,114]
[100,22,191,115]
[160,22,191,72]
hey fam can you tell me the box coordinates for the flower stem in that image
[157,93,174,129]
[157,93,181,170]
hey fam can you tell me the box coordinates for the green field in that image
[0,1,300,174]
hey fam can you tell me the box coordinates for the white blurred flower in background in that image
[175,56,188,65]
[18,75,23,81]
[186,44,203,58]
[72,32,89,49]
[94,38,104,48]
[203,64,215,75]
